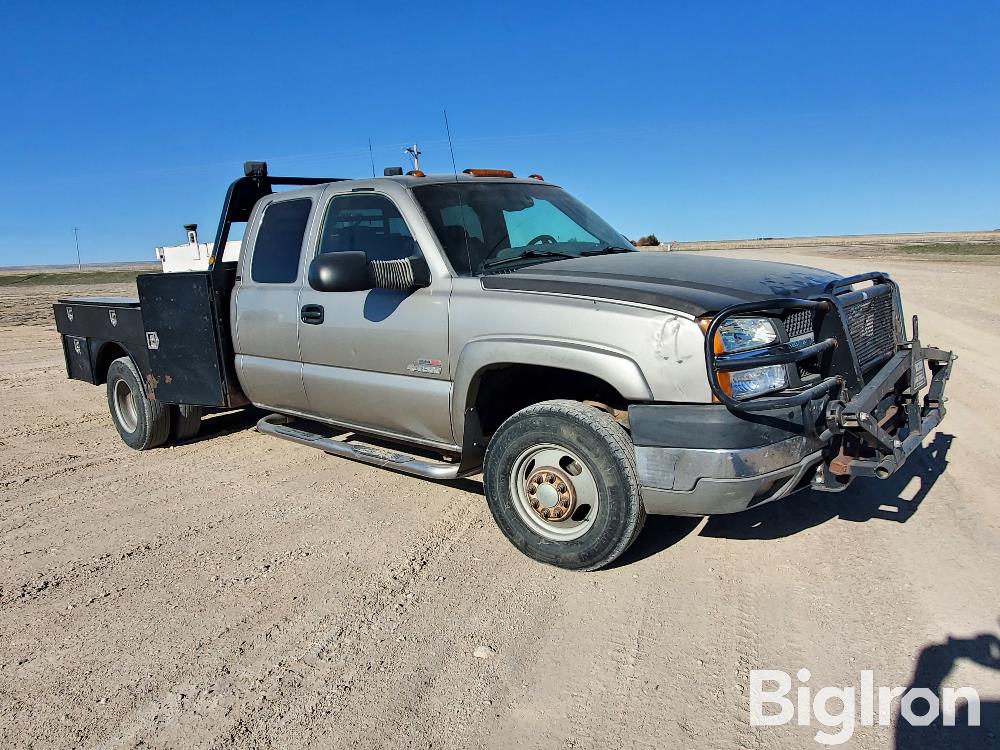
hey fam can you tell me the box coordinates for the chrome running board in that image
[256,413,467,480]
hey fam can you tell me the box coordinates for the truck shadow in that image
[894,626,1000,749]
[699,432,953,541]
[617,432,953,565]
[180,407,267,443]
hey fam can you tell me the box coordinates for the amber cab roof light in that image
[527,173,544,181]
[406,169,425,177]
[463,168,514,178]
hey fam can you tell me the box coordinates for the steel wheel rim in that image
[113,377,139,433]
[509,443,599,541]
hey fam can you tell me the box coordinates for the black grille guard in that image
[704,272,956,480]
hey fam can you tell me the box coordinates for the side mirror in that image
[308,252,372,292]
[308,252,431,292]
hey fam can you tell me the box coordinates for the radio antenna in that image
[443,109,472,272]
[444,110,458,178]
[368,137,376,177]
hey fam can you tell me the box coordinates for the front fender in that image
[451,337,653,447]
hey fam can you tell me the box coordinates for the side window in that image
[250,198,312,283]
[318,194,417,261]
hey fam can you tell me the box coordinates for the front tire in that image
[484,400,645,570]
[106,357,171,450]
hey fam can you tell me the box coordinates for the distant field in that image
[671,229,1000,252]
[891,242,1000,256]
[0,269,155,287]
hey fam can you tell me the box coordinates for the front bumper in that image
[632,340,954,517]
[636,439,825,515]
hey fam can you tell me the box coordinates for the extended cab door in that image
[232,193,317,413]
[296,184,454,447]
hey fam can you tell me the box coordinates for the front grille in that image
[781,309,820,381]
[845,291,896,371]
[783,309,814,339]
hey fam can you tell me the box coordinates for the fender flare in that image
[93,339,155,396]
[451,337,653,450]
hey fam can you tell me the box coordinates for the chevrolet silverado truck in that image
[54,162,955,570]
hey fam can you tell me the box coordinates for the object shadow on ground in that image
[699,432,954,541]
[895,625,1000,749]
[443,476,486,495]
[608,514,704,568]
[180,407,267,443]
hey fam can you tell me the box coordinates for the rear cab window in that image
[250,198,313,283]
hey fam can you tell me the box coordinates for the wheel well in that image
[470,364,629,441]
[94,342,129,385]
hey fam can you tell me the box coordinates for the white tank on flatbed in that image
[155,224,241,273]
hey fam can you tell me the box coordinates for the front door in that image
[297,187,454,447]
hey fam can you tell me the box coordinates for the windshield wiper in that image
[579,245,634,256]
[482,249,576,270]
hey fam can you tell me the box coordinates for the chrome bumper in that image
[636,437,825,516]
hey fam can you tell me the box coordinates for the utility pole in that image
[72,227,82,270]
[404,143,422,172]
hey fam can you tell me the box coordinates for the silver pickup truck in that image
[54,161,954,569]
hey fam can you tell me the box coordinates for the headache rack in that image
[704,272,955,481]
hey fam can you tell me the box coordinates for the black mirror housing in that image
[308,252,373,292]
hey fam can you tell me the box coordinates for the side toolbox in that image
[54,297,148,384]
[61,335,93,381]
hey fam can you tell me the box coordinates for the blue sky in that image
[1,1,997,266]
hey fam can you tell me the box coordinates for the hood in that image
[480,252,840,316]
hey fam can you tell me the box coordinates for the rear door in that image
[233,194,316,413]
[296,185,454,447]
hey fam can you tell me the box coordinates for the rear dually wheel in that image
[106,357,171,450]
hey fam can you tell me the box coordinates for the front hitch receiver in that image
[821,322,954,480]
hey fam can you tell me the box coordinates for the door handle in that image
[301,304,325,325]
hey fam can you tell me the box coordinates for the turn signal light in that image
[699,317,729,401]
[463,168,514,177]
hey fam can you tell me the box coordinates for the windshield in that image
[412,182,634,275]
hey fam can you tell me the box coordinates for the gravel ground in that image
[1,250,998,749]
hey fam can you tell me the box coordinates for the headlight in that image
[699,315,787,401]
[716,317,777,353]
[726,365,787,399]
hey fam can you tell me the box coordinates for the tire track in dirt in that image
[730,581,764,750]
[94,505,480,749]
[1,438,319,607]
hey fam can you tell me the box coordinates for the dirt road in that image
[2,251,998,749]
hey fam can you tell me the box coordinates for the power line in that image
[72,227,82,270]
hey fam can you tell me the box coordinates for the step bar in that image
[256,413,469,480]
